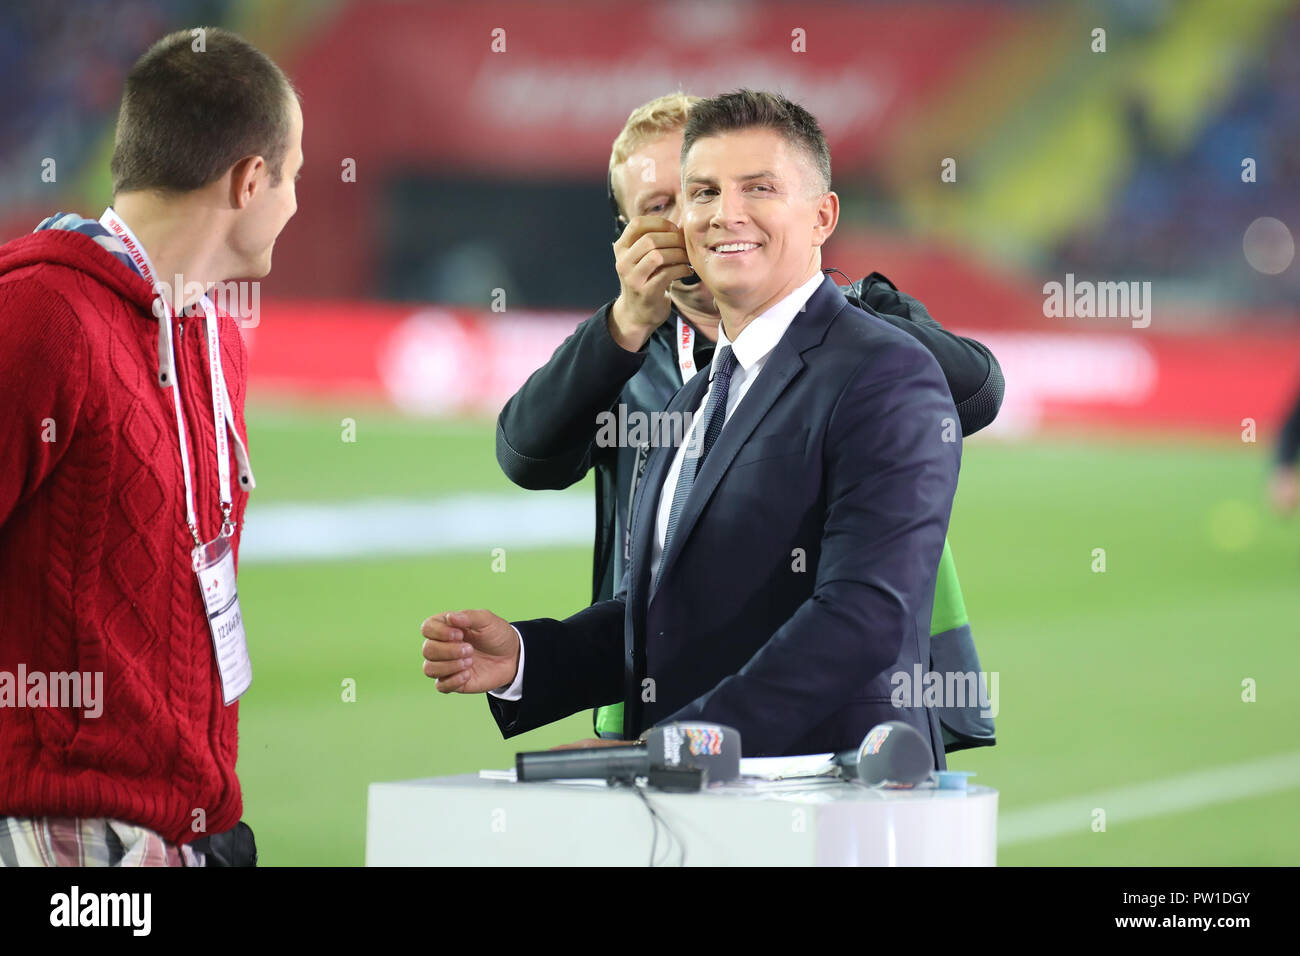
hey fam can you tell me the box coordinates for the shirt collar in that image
[711,269,825,377]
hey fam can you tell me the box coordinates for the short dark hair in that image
[111,27,297,195]
[681,90,831,195]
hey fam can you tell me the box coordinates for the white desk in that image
[366,773,997,866]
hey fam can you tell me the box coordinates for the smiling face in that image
[681,127,838,325]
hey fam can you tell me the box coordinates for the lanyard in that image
[676,315,698,384]
[100,208,255,545]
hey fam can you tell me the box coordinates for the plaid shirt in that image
[0,817,204,867]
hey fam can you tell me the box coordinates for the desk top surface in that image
[373,773,997,805]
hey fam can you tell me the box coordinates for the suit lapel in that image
[650,340,804,597]
[626,368,711,622]
[647,276,849,598]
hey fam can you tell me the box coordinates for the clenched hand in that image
[420,609,520,694]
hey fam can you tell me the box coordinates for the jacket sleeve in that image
[846,271,1004,436]
[485,599,627,738]
[0,278,87,527]
[659,338,961,756]
[495,303,650,490]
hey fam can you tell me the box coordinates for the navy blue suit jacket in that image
[488,275,961,763]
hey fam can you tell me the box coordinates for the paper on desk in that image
[739,753,837,780]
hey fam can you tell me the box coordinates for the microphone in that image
[834,720,934,787]
[678,270,702,286]
[516,722,741,786]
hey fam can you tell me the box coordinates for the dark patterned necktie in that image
[658,345,737,584]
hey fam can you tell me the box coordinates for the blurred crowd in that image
[1054,7,1300,309]
[0,2,223,209]
[2,0,1297,311]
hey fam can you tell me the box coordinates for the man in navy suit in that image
[420,90,961,762]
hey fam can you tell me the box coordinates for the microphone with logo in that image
[833,720,935,787]
[515,722,740,792]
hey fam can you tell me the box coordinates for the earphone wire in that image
[629,778,686,867]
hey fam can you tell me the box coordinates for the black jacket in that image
[496,271,1004,606]
[489,276,963,759]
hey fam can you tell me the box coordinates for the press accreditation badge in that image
[193,533,252,704]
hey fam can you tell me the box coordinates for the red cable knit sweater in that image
[0,228,250,845]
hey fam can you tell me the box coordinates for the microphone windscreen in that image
[645,723,741,782]
[850,720,933,787]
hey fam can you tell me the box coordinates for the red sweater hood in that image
[0,228,159,313]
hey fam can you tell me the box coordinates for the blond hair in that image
[608,92,702,214]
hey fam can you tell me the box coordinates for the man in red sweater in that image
[0,28,302,866]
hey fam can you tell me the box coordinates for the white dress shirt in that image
[490,268,826,701]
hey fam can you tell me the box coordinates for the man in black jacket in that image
[492,93,1002,750]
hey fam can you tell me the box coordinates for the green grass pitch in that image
[233,401,1300,865]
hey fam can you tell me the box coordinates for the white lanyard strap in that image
[676,315,697,384]
[204,297,232,519]
[155,303,202,542]
[217,349,255,495]
[100,208,254,544]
